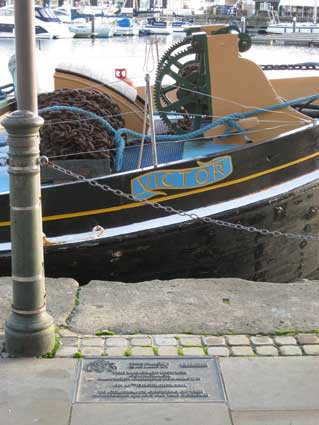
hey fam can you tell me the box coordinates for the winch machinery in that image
[153,25,252,133]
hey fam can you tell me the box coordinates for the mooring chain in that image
[260,63,319,71]
[41,157,319,242]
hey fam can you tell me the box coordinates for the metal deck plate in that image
[74,357,225,403]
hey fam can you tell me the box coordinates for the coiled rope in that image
[39,93,319,172]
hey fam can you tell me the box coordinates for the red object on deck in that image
[115,68,127,80]
[115,68,134,87]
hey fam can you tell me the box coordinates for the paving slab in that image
[70,403,232,425]
[68,278,319,334]
[0,277,79,329]
[0,358,77,425]
[220,357,319,411]
[231,410,319,425]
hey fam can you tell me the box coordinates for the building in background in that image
[254,0,280,15]
[278,0,317,19]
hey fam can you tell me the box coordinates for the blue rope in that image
[39,93,319,172]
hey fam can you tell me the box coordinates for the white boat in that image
[69,18,114,38]
[113,17,138,36]
[267,0,319,34]
[52,6,72,24]
[172,19,194,33]
[140,18,173,35]
[267,22,319,34]
[0,5,74,39]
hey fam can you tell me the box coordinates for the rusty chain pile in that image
[38,89,125,166]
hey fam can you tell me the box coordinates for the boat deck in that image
[0,126,236,193]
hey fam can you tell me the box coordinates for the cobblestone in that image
[105,337,128,347]
[274,336,297,346]
[207,347,230,357]
[250,336,274,346]
[81,346,104,356]
[105,347,127,356]
[226,335,250,346]
[202,336,226,346]
[131,347,154,356]
[182,347,205,356]
[180,337,202,347]
[255,346,278,356]
[231,346,255,357]
[296,334,319,345]
[55,346,79,358]
[80,338,104,348]
[60,337,79,348]
[130,337,152,347]
[2,332,319,359]
[302,345,319,356]
[153,336,177,346]
[157,346,179,356]
[279,345,303,356]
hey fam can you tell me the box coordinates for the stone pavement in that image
[68,278,319,335]
[2,276,319,335]
[1,276,319,424]
[1,276,319,359]
[1,357,319,425]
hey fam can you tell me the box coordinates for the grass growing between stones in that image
[66,288,81,325]
[178,348,184,356]
[153,347,159,356]
[73,351,84,358]
[96,330,115,336]
[43,335,60,359]
[275,329,297,336]
[124,348,132,357]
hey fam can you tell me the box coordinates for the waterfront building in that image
[278,0,318,19]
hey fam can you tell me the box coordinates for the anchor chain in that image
[260,63,319,71]
[38,89,125,166]
[41,157,319,242]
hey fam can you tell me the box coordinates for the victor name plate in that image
[74,357,225,403]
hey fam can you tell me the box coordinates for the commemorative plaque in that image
[74,357,225,403]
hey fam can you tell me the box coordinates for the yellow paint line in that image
[0,150,318,227]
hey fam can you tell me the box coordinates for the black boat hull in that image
[0,124,318,283]
[1,173,319,284]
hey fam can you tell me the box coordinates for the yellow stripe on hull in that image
[0,150,318,228]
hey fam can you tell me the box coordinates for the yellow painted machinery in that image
[153,24,319,144]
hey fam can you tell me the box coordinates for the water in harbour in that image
[1,34,319,87]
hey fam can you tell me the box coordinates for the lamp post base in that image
[5,311,55,357]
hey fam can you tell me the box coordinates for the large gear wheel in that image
[154,36,211,134]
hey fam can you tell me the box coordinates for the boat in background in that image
[140,17,173,35]
[172,18,194,33]
[0,5,74,39]
[113,17,139,36]
[69,18,114,38]
[52,6,72,24]
[267,21,319,34]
